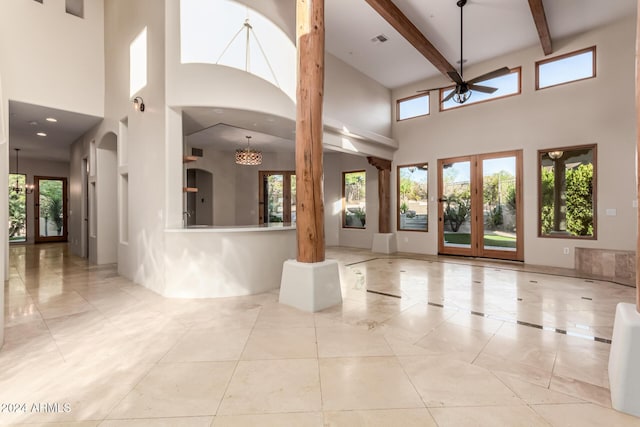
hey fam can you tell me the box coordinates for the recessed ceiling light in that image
[45,117,57,122]
[36,132,47,137]
[28,121,39,126]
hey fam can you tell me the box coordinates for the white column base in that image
[371,233,397,254]
[609,302,640,417]
[279,259,342,312]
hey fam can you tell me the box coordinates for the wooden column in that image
[636,0,640,312]
[368,156,392,234]
[296,0,325,263]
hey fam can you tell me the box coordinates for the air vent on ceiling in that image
[191,147,203,157]
[371,34,389,43]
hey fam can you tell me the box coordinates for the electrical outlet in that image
[404,237,409,243]
[563,247,570,255]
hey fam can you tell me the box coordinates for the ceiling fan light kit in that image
[419,0,511,105]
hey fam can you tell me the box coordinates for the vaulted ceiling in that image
[325,0,636,88]
[9,0,636,161]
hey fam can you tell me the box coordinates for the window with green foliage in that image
[343,171,366,229]
[398,163,428,231]
[539,145,596,239]
[8,174,27,242]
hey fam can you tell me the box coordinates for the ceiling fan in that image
[419,0,511,104]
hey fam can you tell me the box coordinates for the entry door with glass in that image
[35,176,68,242]
[258,171,296,224]
[438,150,523,261]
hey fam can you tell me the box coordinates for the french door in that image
[438,150,523,261]
[258,171,296,224]
[34,176,68,243]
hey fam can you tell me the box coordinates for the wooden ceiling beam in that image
[364,0,457,79]
[528,0,553,55]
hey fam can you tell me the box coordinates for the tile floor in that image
[2,243,640,426]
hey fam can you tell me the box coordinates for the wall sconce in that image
[132,96,145,112]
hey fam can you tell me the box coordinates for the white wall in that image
[324,54,392,138]
[8,157,70,245]
[0,0,104,116]
[391,17,637,269]
[0,0,105,349]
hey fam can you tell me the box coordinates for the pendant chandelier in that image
[11,148,34,194]
[235,136,262,166]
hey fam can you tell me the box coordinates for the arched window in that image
[180,0,296,100]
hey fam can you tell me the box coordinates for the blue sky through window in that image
[442,69,520,110]
[180,0,296,100]
[538,49,594,89]
[398,94,429,120]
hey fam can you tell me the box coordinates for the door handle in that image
[438,198,447,203]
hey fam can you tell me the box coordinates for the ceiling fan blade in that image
[468,84,497,94]
[447,71,464,85]
[467,67,511,84]
[442,88,457,102]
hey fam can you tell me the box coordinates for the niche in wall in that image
[65,0,84,18]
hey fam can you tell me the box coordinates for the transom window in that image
[538,145,597,239]
[536,47,596,90]
[441,67,521,111]
[343,171,366,229]
[397,94,429,121]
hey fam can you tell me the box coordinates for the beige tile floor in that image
[2,243,640,426]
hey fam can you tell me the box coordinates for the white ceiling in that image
[9,0,636,161]
[325,0,636,88]
[8,101,102,162]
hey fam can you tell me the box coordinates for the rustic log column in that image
[368,156,392,233]
[296,0,325,263]
[280,0,340,312]
[637,0,640,312]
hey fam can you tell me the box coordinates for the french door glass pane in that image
[482,157,517,252]
[442,161,471,248]
[290,175,296,224]
[266,174,284,223]
[39,179,64,237]
[8,174,27,242]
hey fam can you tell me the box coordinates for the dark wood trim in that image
[537,144,597,240]
[397,162,428,233]
[364,0,457,79]
[367,157,391,171]
[396,93,430,121]
[439,67,522,112]
[34,176,68,243]
[476,150,524,261]
[636,6,640,311]
[342,170,367,229]
[535,46,596,91]
[527,0,552,55]
[367,157,392,233]
[258,170,295,224]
